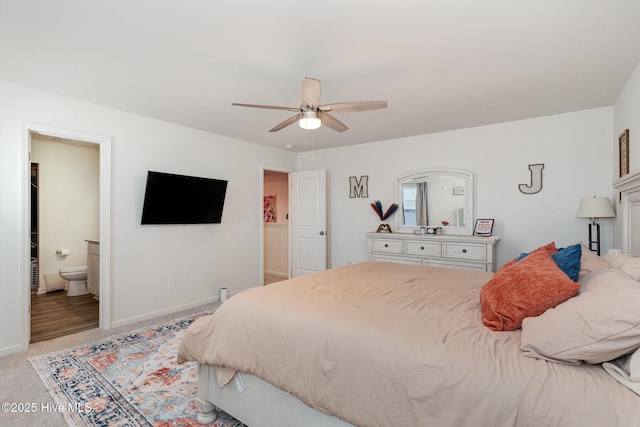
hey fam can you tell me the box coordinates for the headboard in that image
[613,168,640,255]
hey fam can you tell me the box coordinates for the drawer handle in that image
[462,249,467,253]
[384,244,389,248]
[420,246,425,250]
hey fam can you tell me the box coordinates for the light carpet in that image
[29,309,245,427]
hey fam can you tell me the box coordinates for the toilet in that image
[59,265,88,296]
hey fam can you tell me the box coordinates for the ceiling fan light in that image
[299,111,321,130]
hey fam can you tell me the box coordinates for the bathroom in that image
[30,133,100,342]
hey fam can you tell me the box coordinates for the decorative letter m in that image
[349,176,369,198]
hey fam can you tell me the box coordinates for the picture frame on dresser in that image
[473,219,494,236]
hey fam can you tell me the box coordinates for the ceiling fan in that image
[232,77,387,133]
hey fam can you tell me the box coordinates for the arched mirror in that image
[394,169,474,235]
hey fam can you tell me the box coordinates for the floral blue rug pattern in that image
[29,309,246,427]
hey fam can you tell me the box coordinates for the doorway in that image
[22,124,112,351]
[29,133,100,342]
[262,168,290,285]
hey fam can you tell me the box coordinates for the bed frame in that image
[195,365,353,426]
[194,168,640,426]
[613,168,640,255]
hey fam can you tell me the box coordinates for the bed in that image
[177,171,640,427]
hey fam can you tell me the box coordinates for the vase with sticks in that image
[370,200,398,232]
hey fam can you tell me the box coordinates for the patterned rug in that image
[29,308,246,427]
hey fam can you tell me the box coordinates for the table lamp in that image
[576,196,615,256]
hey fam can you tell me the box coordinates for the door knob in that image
[319,231,325,235]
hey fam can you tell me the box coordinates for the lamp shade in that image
[576,196,615,220]
[299,111,321,130]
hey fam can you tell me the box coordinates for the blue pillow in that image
[515,244,582,281]
[551,244,582,282]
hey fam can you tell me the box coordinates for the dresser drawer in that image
[424,258,488,272]
[371,238,403,254]
[443,242,486,261]
[405,240,441,257]
[371,254,421,265]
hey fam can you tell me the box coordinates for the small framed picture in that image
[453,186,464,195]
[619,129,629,177]
[474,219,494,236]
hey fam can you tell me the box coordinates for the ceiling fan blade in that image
[320,114,349,132]
[269,114,301,132]
[232,103,299,112]
[319,100,387,113]
[301,77,321,108]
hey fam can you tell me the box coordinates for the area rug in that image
[29,307,246,427]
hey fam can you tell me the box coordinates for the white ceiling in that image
[2,1,640,152]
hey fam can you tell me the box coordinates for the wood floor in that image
[264,271,287,285]
[30,291,99,343]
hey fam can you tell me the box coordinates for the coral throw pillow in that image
[480,250,580,331]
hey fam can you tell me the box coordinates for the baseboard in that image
[110,297,218,329]
[0,343,22,358]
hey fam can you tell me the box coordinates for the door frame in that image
[259,165,293,286]
[21,123,112,351]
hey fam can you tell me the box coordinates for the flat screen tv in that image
[141,171,228,225]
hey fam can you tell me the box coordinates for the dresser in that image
[366,232,500,272]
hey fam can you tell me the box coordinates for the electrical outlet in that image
[168,279,175,290]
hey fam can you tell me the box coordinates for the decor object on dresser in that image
[576,196,615,256]
[518,163,544,194]
[370,200,398,232]
[367,232,499,271]
[473,218,495,236]
[619,129,630,177]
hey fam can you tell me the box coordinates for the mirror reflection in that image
[395,169,474,235]
[402,176,466,226]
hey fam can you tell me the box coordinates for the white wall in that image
[0,81,296,355]
[613,61,640,248]
[31,139,100,292]
[297,107,614,269]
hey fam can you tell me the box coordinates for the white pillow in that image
[602,254,640,281]
[601,253,636,269]
[621,257,640,281]
[578,242,610,278]
[521,269,640,365]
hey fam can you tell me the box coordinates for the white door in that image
[290,170,327,277]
